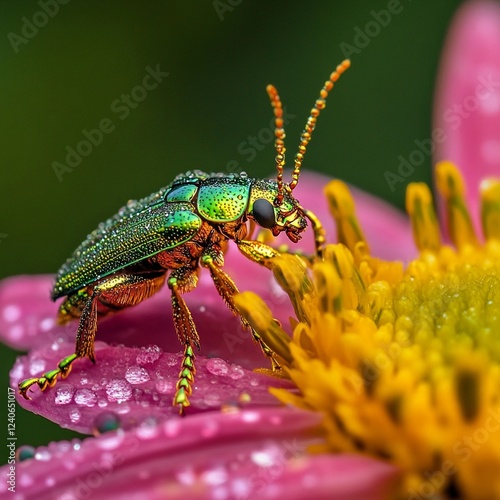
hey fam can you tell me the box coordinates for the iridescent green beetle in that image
[19,59,350,412]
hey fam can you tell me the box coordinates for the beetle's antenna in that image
[290,59,351,193]
[266,84,286,205]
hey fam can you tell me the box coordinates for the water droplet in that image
[155,378,173,394]
[19,472,34,487]
[241,411,260,423]
[39,318,55,332]
[69,408,81,423]
[3,305,20,322]
[98,399,108,408]
[176,468,196,486]
[250,450,274,467]
[137,418,159,440]
[106,379,132,403]
[98,432,124,450]
[206,358,229,376]
[125,366,150,384]
[74,389,97,407]
[92,412,121,436]
[201,466,228,486]
[54,385,75,405]
[45,476,56,487]
[136,345,161,365]
[16,445,35,462]
[204,392,222,407]
[34,448,51,461]
[80,377,88,385]
[29,358,46,376]
[229,365,244,380]
[116,403,130,414]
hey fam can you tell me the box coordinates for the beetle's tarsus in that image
[18,353,81,399]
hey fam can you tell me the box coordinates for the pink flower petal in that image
[0,408,399,499]
[11,341,292,434]
[434,0,500,233]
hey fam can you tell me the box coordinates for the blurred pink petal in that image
[0,408,399,500]
[11,341,292,434]
[434,0,500,233]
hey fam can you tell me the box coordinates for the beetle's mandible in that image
[19,59,351,413]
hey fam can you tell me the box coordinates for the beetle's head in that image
[248,180,307,242]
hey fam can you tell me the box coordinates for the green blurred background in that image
[1,0,465,459]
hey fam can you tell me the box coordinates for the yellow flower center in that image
[235,162,500,499]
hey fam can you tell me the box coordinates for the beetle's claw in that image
[18,378,39,400]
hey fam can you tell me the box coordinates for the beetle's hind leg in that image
[201,248,281,372]
[19,273,166,400]
[167,267,200,414]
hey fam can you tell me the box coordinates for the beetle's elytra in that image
[19,59,351,413]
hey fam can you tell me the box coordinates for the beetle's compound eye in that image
[253,198,276,228]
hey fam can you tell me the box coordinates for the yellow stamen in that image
[254,161,500,498]
[406,182,441,252]
[435,161,478,248]
[480,178,500,241]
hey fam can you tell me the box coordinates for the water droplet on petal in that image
[97,432,124,450]
[34,448,51,461]
[74,389,97,407]
[106,379,132,403]
[69,408,81,423]
[29,359,46,376]
[45,476,56,487]
[54,385,75,405]
[125,366,150,384]
[204,392,222,407]
[250,450,274,467]
[137,418,159,440]
[19,472,34,487]
[3,305,20,322]
[202,466,228,486]
[206,358,229,376]
[136,345,161,365]
[229,365,244,380]
[155,378,173,394]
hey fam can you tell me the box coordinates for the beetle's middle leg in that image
[19,272,166,400]
[200,247,281,372]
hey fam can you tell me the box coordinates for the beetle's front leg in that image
[201,248,281,371]
[300,207,326,258]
